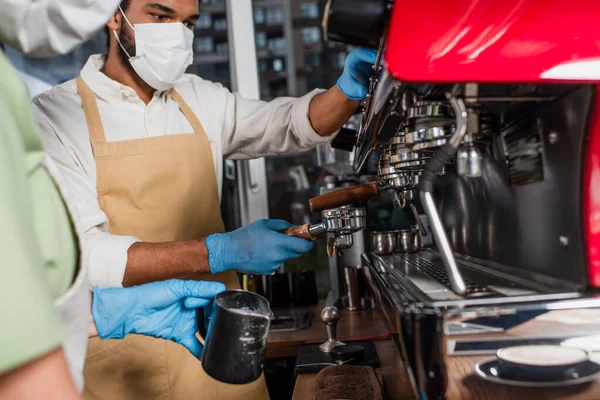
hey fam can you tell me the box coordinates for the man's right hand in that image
[205,219,313,275]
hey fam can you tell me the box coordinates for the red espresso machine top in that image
[385,0,600,83]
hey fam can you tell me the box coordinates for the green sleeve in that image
[0,53,65,374]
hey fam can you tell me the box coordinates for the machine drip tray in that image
[401,253,495,298]
[366,249,546,304]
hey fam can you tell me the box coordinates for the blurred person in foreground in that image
[0,1,227,399]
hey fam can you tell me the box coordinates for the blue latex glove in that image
[206,219,313,275]
[337,48,378,100]
[92,280,226,359]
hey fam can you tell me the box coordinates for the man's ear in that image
[106,9,122,31]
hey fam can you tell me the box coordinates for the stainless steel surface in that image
[328,234,354,257]
[396,228,420,253]
[408,101,454,119]
[389,150,429,167]
[319,306,345,353]
[422,191,467,295]
[363,250,582,308]
[308,224,327,237]
[300,207,367,257]
[321,207,367,233]
[447,94,469,148]
[371,231,397,255]
[456,142,483,177]
[435,86,591,287]
[342,266,363,311]
[416,95,469,296]
[410,203,428,235]
[315,143,355,177]
[364,249,598,400]
[353,55,399,173]
[405,125,454,149]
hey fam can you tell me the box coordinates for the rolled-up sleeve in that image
[34,116,140,289]
[219,87,336,160]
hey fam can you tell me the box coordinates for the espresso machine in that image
[291,0,600,398]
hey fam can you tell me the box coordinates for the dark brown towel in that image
[314,365,384,400]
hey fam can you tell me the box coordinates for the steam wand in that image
[417,93,469,295]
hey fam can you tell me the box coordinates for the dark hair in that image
[105,0,132,49]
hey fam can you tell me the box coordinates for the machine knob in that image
[319,307,345,353]
[321,306,340,325]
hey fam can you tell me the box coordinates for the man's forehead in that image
[133,0,199,14]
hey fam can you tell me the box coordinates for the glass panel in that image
[191,1,232,89]
[251,0,356,297]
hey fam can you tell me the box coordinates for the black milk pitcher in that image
[196,290,273,384]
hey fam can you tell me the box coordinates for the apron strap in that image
[76,77,107,147]
[170,89,208,136]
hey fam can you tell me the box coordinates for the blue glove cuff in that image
[336,79,367,101]
[92,286,130,340]
[205,234,228,274]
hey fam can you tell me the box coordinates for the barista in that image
[32,0,377,398]
[0,0,225,398]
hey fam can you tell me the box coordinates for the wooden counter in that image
[291,339,414,400]
[444,314,600,400]
[267,302,389,359]
[278,305,600,400]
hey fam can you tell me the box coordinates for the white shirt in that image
[33,54,332,289]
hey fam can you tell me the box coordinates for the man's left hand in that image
[92,280,226,359]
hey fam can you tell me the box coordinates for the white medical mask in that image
[114,7,194,92]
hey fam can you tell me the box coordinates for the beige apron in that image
[76,78,269,400]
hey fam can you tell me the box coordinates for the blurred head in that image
[1,0,123,57]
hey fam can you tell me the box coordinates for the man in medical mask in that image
[0,1,227,399]
[32,0,377,399]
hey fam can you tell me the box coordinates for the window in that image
[265,7,284,26]
[272,58,284,73]
[214,18,227,31]
[215,62,230,80]
[301,27,321,46]
[299,3,319,19]
[268,37,286,51]
[306,76,322,91]
[254,7,265,24]
[304,53,321,69]
[196,13,212,29]
[331,52,347,69]
[197,64,216,77]
[259,59,269,73]
[256,32,267,49]
[195,37,214,53]
[215,42,229,55]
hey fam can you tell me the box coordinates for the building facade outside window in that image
[301,27,321,46]
[299,2,319,18]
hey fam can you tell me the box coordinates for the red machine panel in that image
[385,0,600,83]
[585,89,600,288]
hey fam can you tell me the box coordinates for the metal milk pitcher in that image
[196,290,273,384]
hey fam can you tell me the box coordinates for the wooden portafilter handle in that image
[309,182,381,212]
[283,224,315,241]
